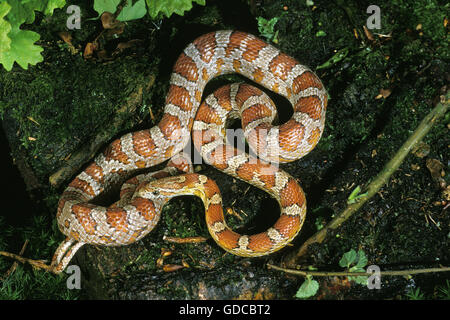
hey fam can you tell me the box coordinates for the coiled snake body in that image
[51,30,327,273]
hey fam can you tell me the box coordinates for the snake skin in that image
[50,30,327,273]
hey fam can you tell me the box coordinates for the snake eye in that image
[152,190,160,196]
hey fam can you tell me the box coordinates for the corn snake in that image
[48,30,327,273]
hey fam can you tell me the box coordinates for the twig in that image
[163,235,207,243]
[1,240,29,279]
[267,263,450,277]
[283,88,449,267]
[0,250,54,273]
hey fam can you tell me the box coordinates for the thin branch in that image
[0,250,54,273]
[1,240,28,279]
[267,263,450,277]
[163,236,208,243]
[284,88,449,267]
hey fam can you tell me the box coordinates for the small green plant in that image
[315,30,326,37]
[293,249,370,298]
[314,217,325,231]
[256,16,279,43]
[93,0,205,20]
[405,287,425,300]
[316,47,349,70]
[346,186,368,204]
[436,280,450,300]
[339,249,368,285]
[1,0,206,71]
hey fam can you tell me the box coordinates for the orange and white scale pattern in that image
[52,30,327,273]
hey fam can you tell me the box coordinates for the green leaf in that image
[19,0,66,23]
[339,249,357,268]
[5,0,32,26]
[0,28,42,71]
[346,185,368,204]
[24,0,66,16]
[348,264,368,285]
[93,0,121,16]
[0,0,42,71]
[41,0,66,16]
[295,277,319,299]
[340,249,369,285]
[355,249,368,268]
[406,287,425,300]
[0,0,65,70]
[348,270,368,285]
[117,0,146,21]
[315,30,326,37]
[94,0,147,21]
[316,47,349,70]
[347,185,361,203]
[146,0,205,19]
[0,1,12,53]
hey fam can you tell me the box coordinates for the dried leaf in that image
[182,259,190,268]
[377,88,392,99]
[83,42,97,59]
[58,31,78,54]
[426,158,446,188]
[163,264,185,272]
[412,142,430,158]
[58,31,72,45]
[375,31,392,39]
[156,257,164,267]
[96,49,110,61]
[443,186,450,201]
[105,23,125,38]
[101,12,120,29]
[27,116,40,125]
[113,39,142,55]
[363,25,375,41]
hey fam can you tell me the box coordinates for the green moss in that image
[1,54,153,179]
[0,266,79,300]
[0,215,78,299]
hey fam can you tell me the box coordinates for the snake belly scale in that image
[50,30,327,273]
